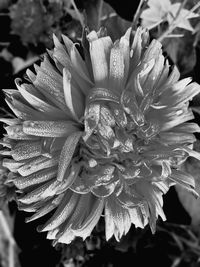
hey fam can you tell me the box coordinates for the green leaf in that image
[176,140,200,225]
[164,32,197,75]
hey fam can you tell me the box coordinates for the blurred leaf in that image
[176,141,200,226]
[64,0,84,26]
[84,0,103,31]
[9,0,63,46]
[62,1,132,42]
[164,31,197,75]
[0,161,16,209]
[194,21,200,47]
[84,1,131,40]
[100,2,131,40]
[12,54,40,74]
[0,0,11,10]
[0,207,20,267]
[0,48,13,62]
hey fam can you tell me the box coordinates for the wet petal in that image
[38,191,79,232]
[23,120,79,137]
[83,103,100,141]
[13,167,57,189]
[16,81,67,120]
[89,36,113,87]
[57,132,82,181]
[91,182,116,197]
[109,41,125,92]
[105,197,131,241]
[12,140,42,161]
[18,155,59,176]
[26,194,64,222]
[17,178,60,204]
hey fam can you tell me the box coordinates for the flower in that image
[1,26,200,244]
[140,0,199,31]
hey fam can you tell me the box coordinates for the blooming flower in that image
[1,26,200,244]
[140,0,199,31]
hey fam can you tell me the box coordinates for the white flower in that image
[141,0,199,31]
[1,26,200,244]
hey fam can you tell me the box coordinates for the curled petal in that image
[70,176,90,194]
[91,182,117,197]
[23,120,78,137]
[87,87,120,104]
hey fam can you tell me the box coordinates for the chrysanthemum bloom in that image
[1,26,200,244]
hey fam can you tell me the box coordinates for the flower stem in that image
[158,0,188,42]
[157,0,200,42]
[70,0,85,28]
[132,0,148,30]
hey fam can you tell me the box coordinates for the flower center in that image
[70,88,169,197]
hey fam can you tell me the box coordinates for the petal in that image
[2,159,25,173]
[170,169,195,189]
[129,27,149,74]
[116,189,144,208]
[57,132,82,181]
[70,176,90,194]
[142,54,165,93]
[56,194,91,241]
[135,181,166,233]
[5,124,39,140]
[109,41,125,92]
[91,182,116,197]
[18,155,59,176]
[33,56,69,113]
[63,68,78,120]
[55,163,81,194]
[12,140,42,161]
[5,95,47,121]
[73,197,104,238]
[25,193,64,222]
[26,68,36,83]
[86,87,120,104]
[83,103,100,141]
[61,34,73,54]
[105,197,131,241]
[52,34,71,65]
[16,81,68,120]
[63,68,85,120]
[17,178,60,204]
[159,132,196,145]
[89,36,113,87]
[12,167,57,189]
[178,146,200,161]
[70,44,92,85]
[23,120,79,137]
[170,123,200,133]
[128,207,147,228]
[38,191,78,232]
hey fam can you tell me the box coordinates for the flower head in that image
[140,0,199,31]
[1,26,200,244]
